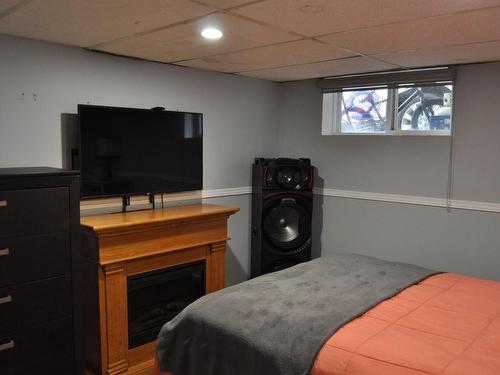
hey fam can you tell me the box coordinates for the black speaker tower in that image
[251,158,313,278]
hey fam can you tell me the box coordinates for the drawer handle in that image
[0,248,9,257]
[0,295,12,305]
[0,340,14,352]
[0,200,6,208]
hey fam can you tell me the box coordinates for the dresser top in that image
[81,203,239,233]
[0,167,79,177]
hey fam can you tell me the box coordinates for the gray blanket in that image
[157,253,437,375]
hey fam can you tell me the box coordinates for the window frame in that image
[320,68,455,137]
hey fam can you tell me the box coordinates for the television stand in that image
[148,193,155,209]
[121,194,157,212]
[122,196,131,213]
[80,203,239,375]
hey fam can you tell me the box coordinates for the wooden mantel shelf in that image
[81,204,239,265]
[80,203,239,375]
[81,203,240,235]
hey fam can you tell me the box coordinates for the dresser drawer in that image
[0,187,69,239]
[0,275,72,331]
[0,232,70,287]
[0,317,74,375]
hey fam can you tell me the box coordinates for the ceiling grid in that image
[0,0,499,81]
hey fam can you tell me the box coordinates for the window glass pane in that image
[340,89,388,133]
[397,85,453,131]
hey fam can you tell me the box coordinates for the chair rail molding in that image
[314,187,500,213]
[80,186,500,214]
[80,187,252,213]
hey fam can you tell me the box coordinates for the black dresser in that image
[0,168,82,375]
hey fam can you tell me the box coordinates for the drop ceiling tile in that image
[238,56,399,81]
[320,7,500,56]
[177,39,356,73]
[197,0,260,9]
[100,12,298,63]
[0,0,24,15]
[232,0,500,37]
[376,40,500,68]
[0,0,213,47]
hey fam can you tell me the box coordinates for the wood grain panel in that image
[126,359,155,375]
[126,246,209,276]
[128,341,156,369]
[98,267,108,375]
[98,217,228,265]
[81,204,239,234]
[207,241,227,292]
[103,262,129,375]
[82,204,238,375]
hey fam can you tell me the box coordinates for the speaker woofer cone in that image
[262,196,311,251]
[263,205,300,243]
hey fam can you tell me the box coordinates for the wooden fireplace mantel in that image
[80,203,239,375]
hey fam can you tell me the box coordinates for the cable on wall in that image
[446,82,458,211]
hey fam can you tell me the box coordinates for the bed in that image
[154,254,500,375]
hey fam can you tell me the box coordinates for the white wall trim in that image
[157,186,252,202]
[451,199,500,213]
[314,187,500,213]
[201,186,252,199]
[314,188,446,207]
[80,186,500,214]
[80,186,252,212]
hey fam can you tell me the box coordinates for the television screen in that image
[78,105,203,199]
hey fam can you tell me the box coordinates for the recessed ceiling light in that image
[201,27,223,40]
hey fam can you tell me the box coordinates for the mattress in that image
[312,273,500,375]
[156,254,435,375]
[155,272,500,375]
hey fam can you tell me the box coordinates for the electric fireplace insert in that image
[127,261,205,348]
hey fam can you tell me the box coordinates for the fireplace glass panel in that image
[127,261,205,348]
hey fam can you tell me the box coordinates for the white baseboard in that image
[80,186,500,214]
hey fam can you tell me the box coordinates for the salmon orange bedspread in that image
[312,273,500,375]
[156,272,500,375]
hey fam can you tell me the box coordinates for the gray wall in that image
[0,34,281,285]
[0,34,280,189]
[317,196,500,280]
[452,64,500,202]
[277,79,451,198]
[1,33,499,283]
[204,195,252,285]
[279,63,500,280]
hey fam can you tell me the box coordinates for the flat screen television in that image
[78,105,203,199]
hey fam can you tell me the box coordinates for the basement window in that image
[321,67,455,136]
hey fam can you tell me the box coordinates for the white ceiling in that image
[1,0,500,81]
